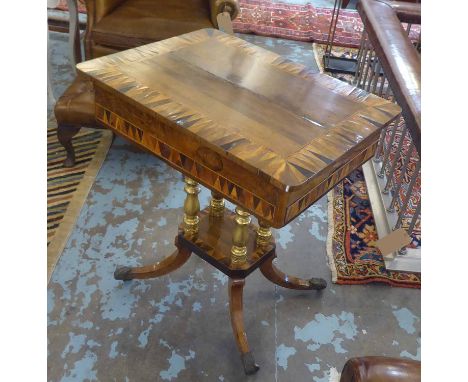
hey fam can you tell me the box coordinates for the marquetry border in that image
[95,104,276,222]
[78,28,401,190]
[285,142,377,223]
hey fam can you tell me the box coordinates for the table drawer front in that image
[195,147,224,172]
[95,102,282,225]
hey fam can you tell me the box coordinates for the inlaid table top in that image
[77,28,400,228]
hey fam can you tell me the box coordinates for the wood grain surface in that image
[78,28,400,227]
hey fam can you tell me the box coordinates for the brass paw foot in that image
[260,254,328,291]
[308,277,327,290]
[241,352,260,375]
[114,266,132,281]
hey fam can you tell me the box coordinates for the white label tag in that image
[372,228,412,256]
[217,12,234,35]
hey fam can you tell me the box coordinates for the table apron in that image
[94,88,378,228]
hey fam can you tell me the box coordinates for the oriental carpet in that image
[327,170,421,288]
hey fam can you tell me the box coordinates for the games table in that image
[77,28,400,374]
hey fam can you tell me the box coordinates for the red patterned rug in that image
[234,0,363,46]
[313,44,421,288]
[54,0,413,47]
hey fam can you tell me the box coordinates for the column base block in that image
[178,207,275,278]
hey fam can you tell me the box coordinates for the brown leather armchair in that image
[83,0,239,59]
[55,0,239,167]
[340,357,421,382]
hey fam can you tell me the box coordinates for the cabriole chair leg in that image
[57,124,81,168]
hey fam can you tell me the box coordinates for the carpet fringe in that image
[326,190,338,283]
[312,43,325,74]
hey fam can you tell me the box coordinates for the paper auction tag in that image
[372,228,412,256]
[217,12,234,35]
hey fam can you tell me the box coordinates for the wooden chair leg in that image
[114,245,191,281]
[260,252,327,290]
[228,278,259,375]
[57,124,81,167]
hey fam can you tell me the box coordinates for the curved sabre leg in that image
[228,278,259,375]
[114,245,191,281]
[260,253,327,290]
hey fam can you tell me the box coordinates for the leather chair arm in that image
[208,0,240,28]
[83,0,126,59]
[340,357,421,382]
[67,0,82,67]
[84,0,126,24]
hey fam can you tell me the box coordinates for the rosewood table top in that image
[77,28,400,228]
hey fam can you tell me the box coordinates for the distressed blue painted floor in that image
[48,32,420,381]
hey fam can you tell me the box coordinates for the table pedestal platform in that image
[114,178,326,375]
